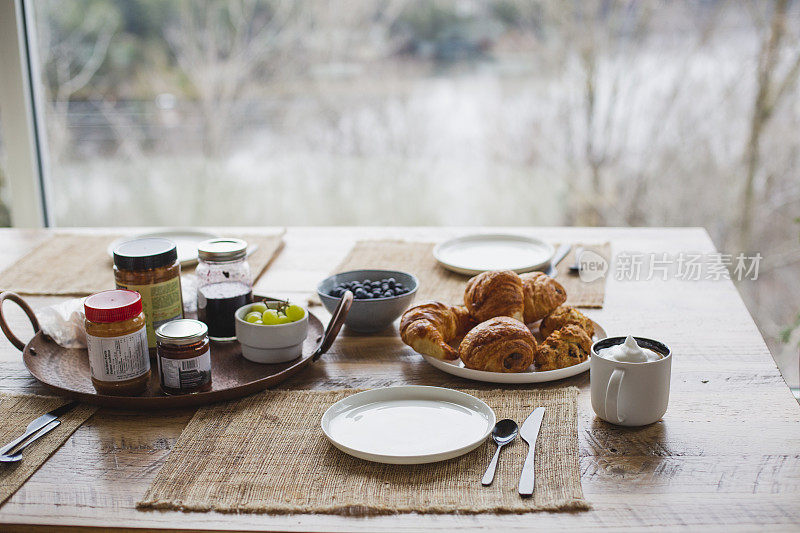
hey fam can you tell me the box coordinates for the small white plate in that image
[421,320,606,384]
[433,234,555,275]
[108,229,218,266]
[321,386,495,464]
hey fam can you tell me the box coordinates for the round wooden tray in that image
[0,291,352,409]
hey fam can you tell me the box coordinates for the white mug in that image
[590,337,671,426]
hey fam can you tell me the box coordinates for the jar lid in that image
[84,290,143,323]
[198,238,248,262]
[156,319,208,346]
[114,238,178,270]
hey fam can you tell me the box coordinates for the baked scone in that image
[539,305,595,338]
[464,270,524,323]
[534,324,592,371]
[458,317,536,372]
[520,272,567,323]
[400,302,475,360]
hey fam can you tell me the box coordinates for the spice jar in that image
[155,319,212,395]
[113,238,184,356]
[196,238,253,341]
[84,290,151,396]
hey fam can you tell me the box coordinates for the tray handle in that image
[0,292,41,352]
[312,290,353,362]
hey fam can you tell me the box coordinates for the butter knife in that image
[0,401,78,457]
[518,406,545,497]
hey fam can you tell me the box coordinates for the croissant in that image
[539,305,595,338]
[458,317,536,372]
[520,272,567,323]
[464,270,524,323]
[400,302,476,360]
[534,324,592,371]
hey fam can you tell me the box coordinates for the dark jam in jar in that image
[197,281,253,339]
[156,319,212,395]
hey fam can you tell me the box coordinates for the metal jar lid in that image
[197,238,248,262]
[113,238,178,270]
[156,319,208,346]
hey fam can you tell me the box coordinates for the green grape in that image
[245,311,262,323]
[262,309,280,325]
[250,302,268,314]
[285,304,305,322]
[253,320,263,325]
[276,314,292,324]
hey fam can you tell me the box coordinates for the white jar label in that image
[87,328,150,382]
[159,349,211,390]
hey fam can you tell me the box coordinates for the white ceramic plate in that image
[107,229,218,266]
[321,386,495,464]
[421,320,606,384]
[433,234,555,275]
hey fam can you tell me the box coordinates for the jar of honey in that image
[155,319,212,395]
[84,290,151,396]
[113,238,184,357]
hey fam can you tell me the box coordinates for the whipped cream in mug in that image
[598,335,662,363]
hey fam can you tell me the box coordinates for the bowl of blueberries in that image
[317,269,418,333]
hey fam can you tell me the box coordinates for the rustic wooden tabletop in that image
[0,227,797,532]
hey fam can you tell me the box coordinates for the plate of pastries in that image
[399,269,605,383]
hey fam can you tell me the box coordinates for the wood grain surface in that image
[0,226,798,532]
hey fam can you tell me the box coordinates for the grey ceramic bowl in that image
[317,269,418,333]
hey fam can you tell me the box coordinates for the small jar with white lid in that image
[155,319,212,395]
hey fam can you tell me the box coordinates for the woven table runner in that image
[0,394,97,505]
[334,241,609,308]
[0,232,284,296]
[138,388,587,515]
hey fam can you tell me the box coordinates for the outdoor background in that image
[0,0,797,389]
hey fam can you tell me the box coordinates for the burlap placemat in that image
[138,387,587,515]
[0,232,285,296]
[334,241,609,308]
[0,394,97,505]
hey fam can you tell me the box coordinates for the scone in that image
[534,324,592,371]
[539,305,595,338]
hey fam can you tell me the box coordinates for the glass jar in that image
[196,238,253,341]
[155,319,212,395]
[84,290,151,396]
[113,238,184,358]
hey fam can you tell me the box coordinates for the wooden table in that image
[0,227,798,532]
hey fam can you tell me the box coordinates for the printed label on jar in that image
[159,349,212,391]
[87,328,150,382]
[117,277,183,349]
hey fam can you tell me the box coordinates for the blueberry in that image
[395,283,404,290]
[330,288,342,297]
[354,288,367,298]
[381,283,390,291]
[387,278,396,288]
[363,279,371,285]
[372,291,383,298]
[383,290,394,297]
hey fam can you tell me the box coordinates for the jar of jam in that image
[84,290,151,396]
[155,319,212,395]
[113,238,184,357]
[196,238,253,341]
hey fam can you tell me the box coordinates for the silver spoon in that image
[481,419,519,486]
[544,244,572,278]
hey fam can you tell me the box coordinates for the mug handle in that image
[605,368,625,424]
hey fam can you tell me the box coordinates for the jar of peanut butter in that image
[113,238,184,357]
[84,290,151,396]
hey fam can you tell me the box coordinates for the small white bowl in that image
[234,302,308,364]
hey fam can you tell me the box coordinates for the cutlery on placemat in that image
[518,406,546,497]
[481,419,519,486]
[0,401,78,463]
[544,245,571,277]
[569,246,584,275]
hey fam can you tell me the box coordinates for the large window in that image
[12,0,800,389]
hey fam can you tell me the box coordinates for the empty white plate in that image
[108,229,218,266]
[420,320,606,384]
[433,234,555,275]
[321,386,495,464]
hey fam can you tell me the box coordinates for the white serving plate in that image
[421,320,606,384]
[108,229,219,266]
[433,234,555,275]
[321,386,495,464]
